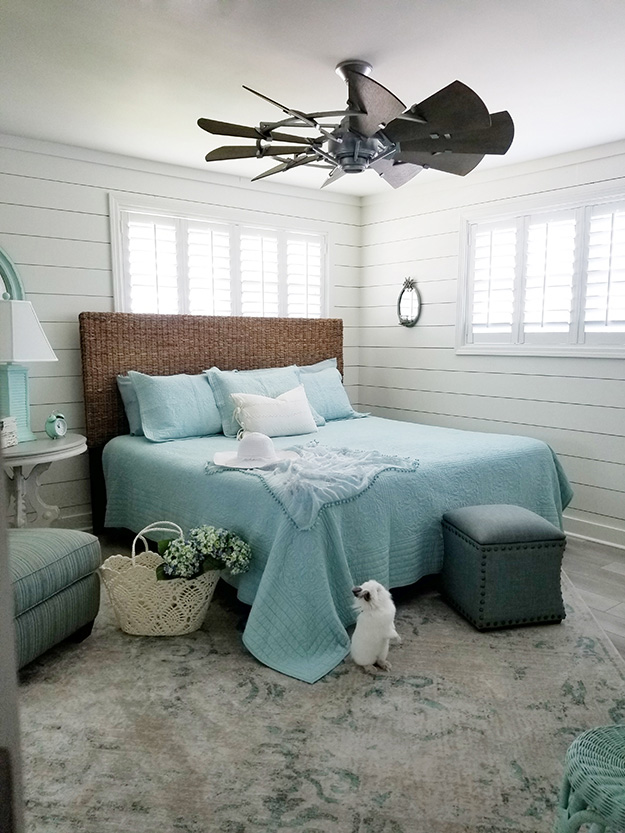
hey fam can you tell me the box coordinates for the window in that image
[112,201,326,318]
[460,197,625,356]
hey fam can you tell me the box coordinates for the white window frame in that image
[109,194,328,318]
[458,186,625,358]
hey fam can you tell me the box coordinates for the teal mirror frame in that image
[0,247,25,300]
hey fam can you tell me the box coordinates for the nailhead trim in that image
[443,592,564,630]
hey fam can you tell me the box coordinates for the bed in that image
[80,312,573,683]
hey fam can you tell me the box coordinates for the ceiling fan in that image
[197,60,514,189]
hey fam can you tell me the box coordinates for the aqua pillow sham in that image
[128,371,222,442]
[297,358,363,421]
[117,375,144,436]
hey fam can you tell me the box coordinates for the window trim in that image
[109,193,329,318]
[457,184,625,359]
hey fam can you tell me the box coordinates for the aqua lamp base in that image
[0,363,37,443]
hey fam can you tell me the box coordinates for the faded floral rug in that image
[19,573,625,833]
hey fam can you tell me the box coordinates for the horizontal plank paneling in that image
[360,302,455,328]
[559,455,624,493]
[0,202,109,241]
[29,293,113,322]
[359,366,625,409]
[29,376,84,406]
[0,232,111,270]
[18,264,112,296]
[360,386,624,436]
[357,347,625,380]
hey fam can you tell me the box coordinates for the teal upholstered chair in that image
[554,725,625,832]
[441,504,566,630]
[9,528,101,668]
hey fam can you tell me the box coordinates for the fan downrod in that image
[335,59,373,81]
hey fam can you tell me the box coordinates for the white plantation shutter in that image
[585,203,625,334]
[124,213,179,314]
[286,233,323,318]
[186,222,231,315]
[470,223,516,337]
[239,229,280,317]
[464,198,625,354]
[523,212,576,335]
[117,207,326,319]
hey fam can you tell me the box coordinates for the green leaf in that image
[157,539,170,556]
[155,563,170,581]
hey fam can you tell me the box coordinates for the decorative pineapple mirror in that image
[397,278,421,327]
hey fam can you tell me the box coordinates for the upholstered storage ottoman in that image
[441,504,566,630]
[9,528,101,668]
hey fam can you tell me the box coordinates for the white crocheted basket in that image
[99,522,219,636]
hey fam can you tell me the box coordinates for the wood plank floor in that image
[563,536,625,658]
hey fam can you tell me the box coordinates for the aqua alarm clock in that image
[45,413,68,439]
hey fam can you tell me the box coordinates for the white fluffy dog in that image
[350,580,400,672]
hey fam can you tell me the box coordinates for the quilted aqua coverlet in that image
[103,417,573,683]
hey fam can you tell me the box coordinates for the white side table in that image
[3,433,87,528]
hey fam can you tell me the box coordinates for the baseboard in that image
[564,513,625,550]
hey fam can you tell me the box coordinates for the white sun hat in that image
[213,432,298,469]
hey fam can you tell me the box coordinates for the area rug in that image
[18,573,625,833]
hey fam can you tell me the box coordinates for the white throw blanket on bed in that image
[206,442,419,530]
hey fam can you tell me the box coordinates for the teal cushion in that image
[206,365,319,437]
[117,374,144,436]
[297,358,362,421]
[9,529,101,617]
[443,504,565,545]
[128,371,222,442]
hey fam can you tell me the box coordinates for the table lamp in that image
[0,298,58,442]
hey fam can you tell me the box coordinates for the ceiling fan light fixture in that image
[197,61,514,189]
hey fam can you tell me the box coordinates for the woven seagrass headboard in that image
[78,312,343,530]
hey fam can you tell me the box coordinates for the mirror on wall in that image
[397,278,421,327]
[0,248,25,300]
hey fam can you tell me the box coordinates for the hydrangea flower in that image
[158,525,252,580]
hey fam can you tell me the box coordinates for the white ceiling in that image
[2,0,625,196]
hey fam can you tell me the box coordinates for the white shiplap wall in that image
[357,141,625,548]
[0,134,361,530]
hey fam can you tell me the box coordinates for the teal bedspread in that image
[103,417,573,683]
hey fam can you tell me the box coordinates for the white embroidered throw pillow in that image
[231,385,318,437]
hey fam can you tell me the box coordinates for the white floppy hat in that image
[213,432,298,469]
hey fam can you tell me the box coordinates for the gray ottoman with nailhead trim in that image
[441,504,566,631]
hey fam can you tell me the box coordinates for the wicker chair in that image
[554,725,625,832]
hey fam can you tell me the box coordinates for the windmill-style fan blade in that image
[243,85,312,123]
[205,145,306,162]
[370,158,423,188]
[251,154,318,182]
[384,81,491,144]
[198,117,315,145]
[398,111,514,155]
[394,149,484,176]
[344,70,405,138]
[321,167,348,189]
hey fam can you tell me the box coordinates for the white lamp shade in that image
[0,300,58,362]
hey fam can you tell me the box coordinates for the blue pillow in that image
[205,365,312,437]
[128,371,223,442]
[117,375,144,436]
[297,358,363,421]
